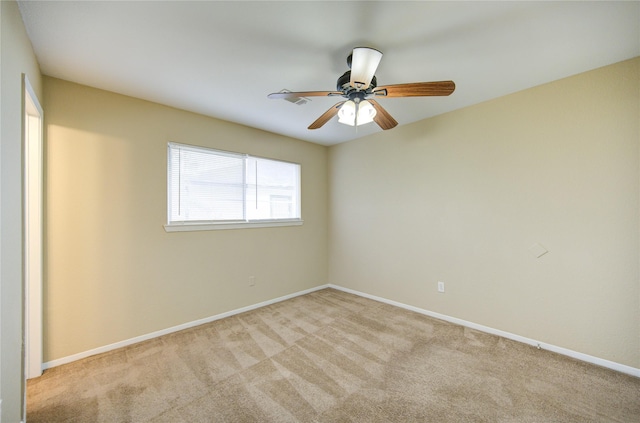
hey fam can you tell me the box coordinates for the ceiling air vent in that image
[279,89,310,106]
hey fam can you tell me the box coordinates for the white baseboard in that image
[44,284,330,370]
[329,284,640,378]
[44,283,639,378]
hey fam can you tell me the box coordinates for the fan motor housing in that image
[337,71,377,93]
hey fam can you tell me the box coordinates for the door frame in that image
[23,74,43,381]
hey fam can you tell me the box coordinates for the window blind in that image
[169,144,245,222]
[168,143,300,225]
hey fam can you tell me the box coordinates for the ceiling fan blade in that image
[308,101,346,130]
[268,91,343,100]
[368,99,398,130]
[373,81,455,97]
[350,47,383,89]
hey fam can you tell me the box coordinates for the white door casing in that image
[24,74,43,380]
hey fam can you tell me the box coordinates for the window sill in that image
[163,219,303,232]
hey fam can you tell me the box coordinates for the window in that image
[166,143,301,231]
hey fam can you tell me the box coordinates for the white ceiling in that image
[18,1,640,146]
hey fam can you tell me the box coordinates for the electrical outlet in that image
[249,276,256,287]
[438,281,445,293]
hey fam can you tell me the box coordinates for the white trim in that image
[43,284,329,370]
[23,74,44,382]
[164,219,303,232]
[328,284,640,378]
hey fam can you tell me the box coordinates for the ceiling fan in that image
[268,47,455,131]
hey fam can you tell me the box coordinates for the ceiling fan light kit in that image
[338,99,377,126]
[268,47,455,131]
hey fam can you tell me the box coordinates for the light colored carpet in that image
[27,288,640,422]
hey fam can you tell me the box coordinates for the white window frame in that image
[164,143,302,232]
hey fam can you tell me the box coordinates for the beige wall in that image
[329,58,640,368]
[43,77,328,362]
[1,0,43,421]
